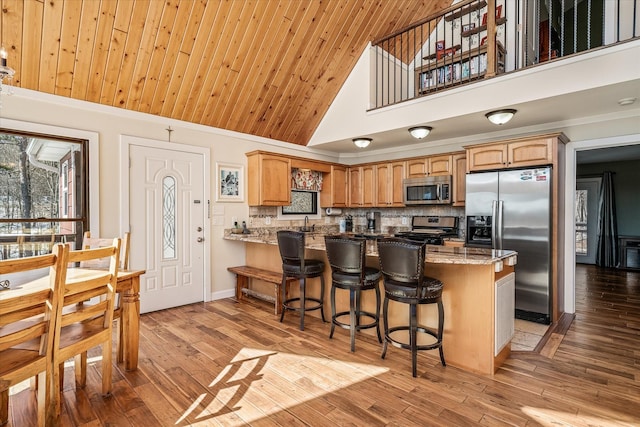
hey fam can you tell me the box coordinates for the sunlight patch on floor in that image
[521,406,639,426]
[179,347,389,425]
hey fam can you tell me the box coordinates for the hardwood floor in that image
[7,264,640,426]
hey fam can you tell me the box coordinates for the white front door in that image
[129,144,207,313]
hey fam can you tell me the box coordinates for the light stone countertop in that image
[223,232,517,267]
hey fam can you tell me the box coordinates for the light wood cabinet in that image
[452,152,466,207]
[428,154,453,176]
[247,152,291,206]
[348,165,375,207]
[375,161,405,207]
[406,158,428,177]
[320,165,347,207]
[467,137,554,172]
[508,138,554,168]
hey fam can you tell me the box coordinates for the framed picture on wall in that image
[215,162,244,202]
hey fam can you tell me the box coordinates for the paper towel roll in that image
[325,207,343,216]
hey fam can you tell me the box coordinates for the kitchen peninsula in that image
[225,232,517,375]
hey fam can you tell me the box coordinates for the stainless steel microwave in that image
[402,175,452,205]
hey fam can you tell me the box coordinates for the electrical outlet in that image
[265,216,271,225]
[325,216,330,224]
[402,216,408,225]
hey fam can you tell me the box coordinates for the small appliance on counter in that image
[366,211,381,234]
[344,215,353,232]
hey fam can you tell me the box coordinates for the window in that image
[575,189,588,255]
[0,130,89,258]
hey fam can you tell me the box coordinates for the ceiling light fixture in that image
[353,137,372,148]
[485,109,517,125]
[0,46,15,99]
[408,126,433,139]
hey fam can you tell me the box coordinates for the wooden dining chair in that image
[81,231,130,362]
[0,243,67,427]
[50,238,120,415]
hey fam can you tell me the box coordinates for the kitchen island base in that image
[236,239,515,376]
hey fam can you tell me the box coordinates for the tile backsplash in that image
[248,205,466,239]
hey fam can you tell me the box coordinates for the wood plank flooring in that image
[7,264,640,426]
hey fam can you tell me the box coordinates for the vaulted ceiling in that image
[0,0,451,146]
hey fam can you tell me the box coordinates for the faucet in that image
[301,216,314,232]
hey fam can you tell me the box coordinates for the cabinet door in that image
[452,153,466,206]
[375,163,391,206]
[508,138,554,167]
[390,161,405,206]
[406,158,428,177]
[348,167,362,207]
[428,154,452,176]
[376,162,405,207]
[247,153,291,206]
[320,165,347,207]
[361,165,375,207]
[467,143,508,171]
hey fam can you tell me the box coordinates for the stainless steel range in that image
[394,216,459,245]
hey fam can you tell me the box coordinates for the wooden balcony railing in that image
[371,0,639,109]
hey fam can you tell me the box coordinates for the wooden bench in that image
[227,266,296,314]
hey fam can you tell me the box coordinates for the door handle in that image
[197,237,204,243]
[197,226,203,232]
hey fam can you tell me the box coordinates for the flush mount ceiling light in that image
[408,126,433,139]
[353,137,372,148]
[485,109,517,125]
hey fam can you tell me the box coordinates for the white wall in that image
[0,88,340,299]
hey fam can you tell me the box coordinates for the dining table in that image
[0,267,145,371]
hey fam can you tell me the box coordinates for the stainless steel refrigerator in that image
[465,167,552,324]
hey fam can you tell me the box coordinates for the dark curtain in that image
[596,171,618,267]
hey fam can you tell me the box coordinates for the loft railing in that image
[371,0,639,109]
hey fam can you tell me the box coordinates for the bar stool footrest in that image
[385,325,442,351]
[332,310,379,332]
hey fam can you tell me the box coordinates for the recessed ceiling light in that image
[618,97,637,106]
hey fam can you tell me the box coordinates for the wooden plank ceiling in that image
[0,0,450,146]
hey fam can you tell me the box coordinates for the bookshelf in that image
[415,42,505,94]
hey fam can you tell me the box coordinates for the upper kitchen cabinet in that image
[320,165,347,208]
[428,154,453,176]
[467,135,564,172]
[406,155,453,177]
[348,165,375,207]
[452,152,466,207]
[405,158,428,177]
[247,152,291,206]
[375,161,405,207]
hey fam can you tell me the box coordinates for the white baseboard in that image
[211,289,235,301]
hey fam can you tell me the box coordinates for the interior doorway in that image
[575,177,601,265]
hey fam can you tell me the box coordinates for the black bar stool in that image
[324,235,382,352]
[277,230,326,331]
[377,237,445,377]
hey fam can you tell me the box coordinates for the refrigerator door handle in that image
[491,200,498,248]
[496,200,504,250]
